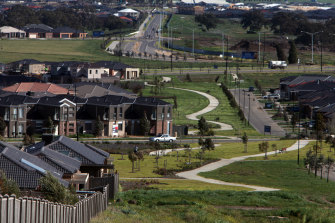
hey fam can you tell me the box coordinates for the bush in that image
[39,172,78,205]
[0,170,20,196]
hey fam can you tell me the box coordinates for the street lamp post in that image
[243,90,246,126]
[301,31,323,64]
[248,94,251,126]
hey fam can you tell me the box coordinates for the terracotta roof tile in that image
[2,82,69,94]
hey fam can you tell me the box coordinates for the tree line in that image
[241,10,335,46]
[0,5,135,31]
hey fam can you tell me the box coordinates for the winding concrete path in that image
[176,140,310,191]
[170,87,233,131]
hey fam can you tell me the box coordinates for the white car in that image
[149,134,176,142]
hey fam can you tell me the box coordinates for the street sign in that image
[264,125,271,133]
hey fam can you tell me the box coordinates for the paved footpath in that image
[176,140,310,191]
[170,87,233,131]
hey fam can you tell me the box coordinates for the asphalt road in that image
[230,89,286,137]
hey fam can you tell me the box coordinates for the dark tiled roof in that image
[134,97,171,106]
[46,136,109,165]
[9,59,42,65]
[86,95,135,106]
[53,26,85,34]
[37,95,87,106]
[26,142,81,174]
[23,24,53,32]
[0,95,38,106]
[292,80,335,92]
[0,143,68,188]
[280,75,335,86]
[0,75,43,87]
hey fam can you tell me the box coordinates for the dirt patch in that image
[120,179,163,191]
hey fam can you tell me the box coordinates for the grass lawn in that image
[143,75,261,136]
[121,179,251,191]
[112,153,203,178]
[169,140,295,160]
[91,189,335,223]
[199,159,335,199]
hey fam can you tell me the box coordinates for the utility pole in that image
[225,35,229,86]
[192,29,194,57]
[320,40,323,72]
[258,32,261,64]
[301,31,322,64]
[262,32,265,68]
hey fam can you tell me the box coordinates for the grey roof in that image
[46,136,109,165]
[25,141,81,174]
[86,95,135,106]
[8,59,42,65]
[0,95,39,106]
[53,26,85,34]
[0,75,43,87]
[59,83,136,98]
[134,97,171,106]
[37,95,87,106]
[92,61,133,70]
[0,143,68,189]
[0,141,19,152]
[280,75,335,86]
[23,24,53,32]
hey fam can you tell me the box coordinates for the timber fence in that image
[0,185,108,223]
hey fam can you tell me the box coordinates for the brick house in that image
[52,27,87,39]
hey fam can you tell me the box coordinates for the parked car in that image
[149,134,176,142]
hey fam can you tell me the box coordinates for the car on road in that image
[149,134,176,142]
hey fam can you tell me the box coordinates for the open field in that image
[169,140,295,160]
[121,179,251,191]
[91,189,335,223]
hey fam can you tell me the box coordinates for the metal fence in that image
[0,185,108,223]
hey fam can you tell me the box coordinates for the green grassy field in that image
[143,75,261,136]
[169,140,295,160]
[91,189,335,223]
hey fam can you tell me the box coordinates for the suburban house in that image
[0,141,68,189]
[0,89,173,138]
[0,26,25,38]
[280,75,335,100]
[91,61,140,80]
[5,59,47,75]
[0,95,38,137]
[52,27,88,39]
[0,75,42,88]
[125,97,173,136]
[117,8,140,19]
[39,135,112,177]
[25,141,89,190]
[23,24,53,39]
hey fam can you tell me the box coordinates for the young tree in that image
[0,117,6,136]
[316,113,326,148]
[0,170,20,196]
[135,150,144,171]
[325,135,333,152]
[39,172,78,205]
[23,134,35,145]
[272,143,278,156]
[325,156,334,183]
[304,150,315,175]
[198,116,210,136]
[128,151,138,173]
[288,40,298,64]
[139,112,150,136]
[259,141,269,159]
[93,116,103,137]
[318,154,325,179]
[44,116,54,133]
[242,132,248,153]
[291,113,298,132]
[275,44,287,61]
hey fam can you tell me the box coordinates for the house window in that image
[162,107,165,119]
[69,113,74,118]
[18,124,24,135]
[69,107,74,112]
[96,70,98,74]
[12,125,16,136]
[113,107,117,119]
[89,70,92,74]
[152,110,156,120]
[85,123,92,131]
[69,123,74,127]
[119,107,123,118]
[13,108,17,120]
[118,122,123,131]
[18,108,24,119]
[167,107,171,118]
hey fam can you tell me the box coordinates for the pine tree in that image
[275,44,287,61]
[242,132,248,153]
[198,116,210,136]
[0,117,6,136]
[44,116,54,134]
[93,116,103,137]
[140,112,150,136]
[288,40,298,64]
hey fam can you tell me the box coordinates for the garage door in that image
[29,34,37,39]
